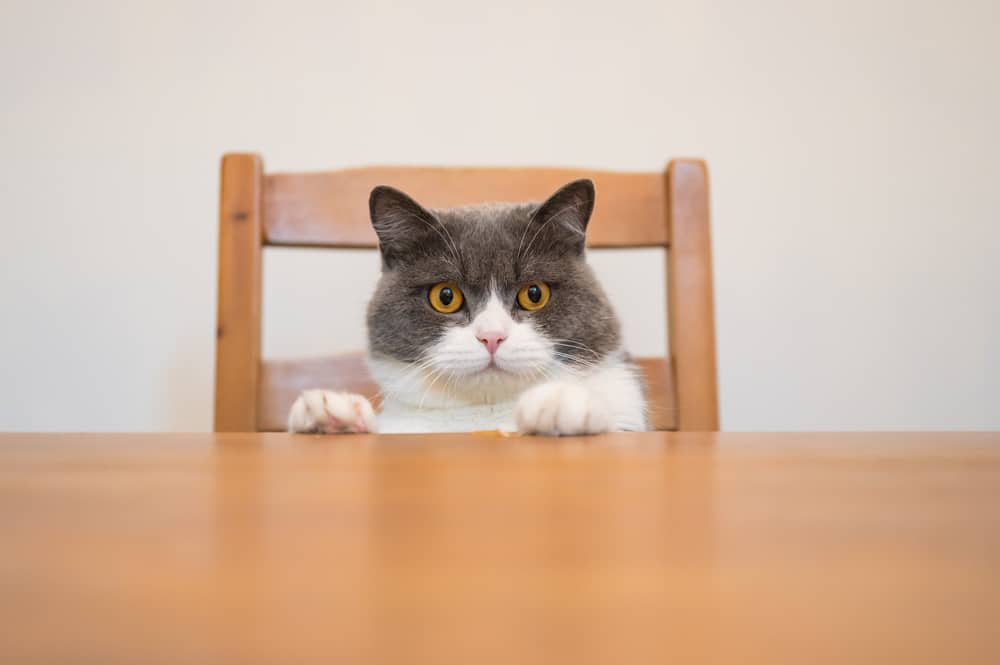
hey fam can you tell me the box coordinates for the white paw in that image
[287,390,377,434]
[515,381,610,436]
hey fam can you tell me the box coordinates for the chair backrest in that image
[214,154,719,432]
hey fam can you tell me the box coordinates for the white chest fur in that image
[377,399,518,433]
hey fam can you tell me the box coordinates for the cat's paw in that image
[515,381,609,436]
[287,390,377,434]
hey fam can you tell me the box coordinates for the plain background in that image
[1,0,997,431]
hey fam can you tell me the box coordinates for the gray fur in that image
[366,180,622,368]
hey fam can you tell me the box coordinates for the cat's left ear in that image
[529,179,595,255]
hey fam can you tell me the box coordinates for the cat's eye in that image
[428,282,464,313]
[517,282,550,311]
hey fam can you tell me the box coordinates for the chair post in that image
[214,153,264,432]
[665,159,720,431]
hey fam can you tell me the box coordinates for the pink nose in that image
[477,332,506,355]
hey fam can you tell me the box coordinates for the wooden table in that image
[1,432,998,664]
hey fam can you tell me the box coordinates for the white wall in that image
[1,0,997,431]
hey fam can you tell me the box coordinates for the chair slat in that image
[257,352,380,432]
[263,166,669,249]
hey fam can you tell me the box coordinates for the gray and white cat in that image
[287,179,648,435]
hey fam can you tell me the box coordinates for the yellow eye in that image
[517,282,550,311]
[428,282,464,313]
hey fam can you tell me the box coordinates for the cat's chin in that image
[471,362,543,381]
[446,365,542,402]
[450,358,541,379]
[475,365,529,381]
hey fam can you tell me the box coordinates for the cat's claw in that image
[287,390,378,434]
[515,381,610,436]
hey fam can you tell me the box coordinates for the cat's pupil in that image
[527,285,542,303]
[439,287,454,306]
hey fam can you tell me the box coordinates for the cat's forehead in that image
[428,201,542,284]
[433,201,535,238]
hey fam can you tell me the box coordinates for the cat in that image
[287,178,648,435]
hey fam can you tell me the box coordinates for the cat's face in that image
[365,180,621,404]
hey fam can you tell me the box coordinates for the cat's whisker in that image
[442,368,459,402]
[535,366,558,384]
[551,340,600,354]
[551,347,600,366]
[372,355,439,404]
[418,367,446,410]
[550,338,604,359]
[390,362,434,387]
[550,351,601,372]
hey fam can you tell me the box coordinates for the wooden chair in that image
[214,154,719,432]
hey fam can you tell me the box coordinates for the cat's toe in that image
[287,390,377,434]
[516,382,608,436]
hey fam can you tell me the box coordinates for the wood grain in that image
[263,166,668,248]
[666,159,720,430]
[256,354,677,432]
[1,432,998,664]
[214,154,263,432]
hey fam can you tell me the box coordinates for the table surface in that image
[1,432,998,664]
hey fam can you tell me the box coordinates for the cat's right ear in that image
[527,179,596,256]
[369,186,436,267]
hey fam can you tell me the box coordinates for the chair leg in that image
[214,153,264,432]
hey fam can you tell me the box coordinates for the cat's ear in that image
[369,186,438,267]
[529,179,595,255]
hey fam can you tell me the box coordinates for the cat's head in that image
[365,180,622,405]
